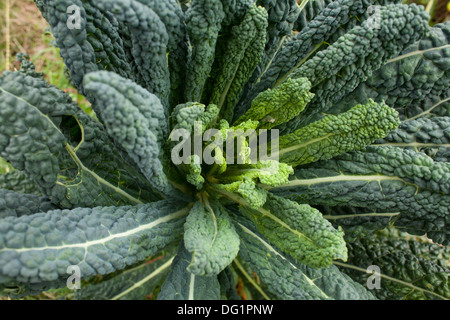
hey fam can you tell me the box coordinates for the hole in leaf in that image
[59,115,82,146]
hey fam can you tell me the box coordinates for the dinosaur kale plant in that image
[0,0,448,300]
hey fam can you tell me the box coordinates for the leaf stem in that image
[65,143,144,205]
[203,196,218,248]
[233,259,271,300]
[323,212,400,220]
[111,256,175,300]
[333,261,448,300]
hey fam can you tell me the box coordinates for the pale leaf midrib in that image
[111,256,174,300]
[406,96,450,121]
[324,212,400,220]
[188,273,195,300]
[374,142,450,148]
[0,86,144,205]
[386,44,450,64]
[215,188,319,249]
[278,133,333,156]
[0,206,190,253]
[233,258,271,300]
[237,222,329,299]
[270,174,409,189]
[334,261,448,300]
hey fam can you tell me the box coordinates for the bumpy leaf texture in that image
[339,228,449,300]
[0,200,190,296]
[157,241,221,300]
[272,146,450,245]
[332,21,450,121]
[0,71,159,208]
[233,214,376,300]
[0,0,446,301]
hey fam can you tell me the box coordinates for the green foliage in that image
[234,214,376,300]
[0,170,41,195]
[0,200,190,296]
[278,100,401,166]
[0,188,57,218]
[184,201,240,276]
[236,77,314,129]
[184,0,225,102]
[239,193,348,269]
[157,241,221,300]
[83,71,176,197]
[75,251,175,300]
[331,21,450,121]
[0,0,448,300]
[340,228,449,300]
[374,116,450,161]
[281,3,430,132]
[0,70,159,208]
[272,146,450,245]
[206,3,268,122]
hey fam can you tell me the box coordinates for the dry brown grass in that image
[0,0,55,71]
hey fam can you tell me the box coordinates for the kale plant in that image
[0,0,448,300]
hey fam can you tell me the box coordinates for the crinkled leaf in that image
[183,201,240,276]
[0,189,57,218]
[236,78,314,129]
[83,71,180,198]
[0,200,190,297]
[0,171,41,196]
[90,0,171,109]
[34,0,132,93]
[374,116,450,162]
[75,252,175,300]
[271,146,450,245]
[184,0,225,102]
[0,71,158,208]
[278,100,400,167]
[233,192,348,268]
[332,21,450,121]
[207,4,268,122]
[234,214,376,300]
[340,228,449,300]
[157,241,221,300]
[282,4,429,132]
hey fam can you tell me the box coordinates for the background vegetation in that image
[0,0,448,300]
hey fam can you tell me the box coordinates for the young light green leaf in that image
[232,192,348,268]
[183,201,240,276]
[278,100,400,167]
[34,0,133,94]
[235,78,314,129]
